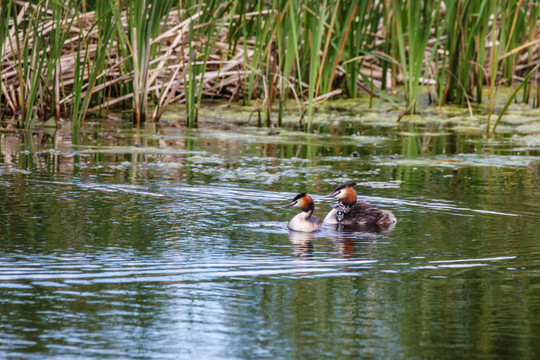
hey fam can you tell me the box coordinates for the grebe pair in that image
[282,182,396,233]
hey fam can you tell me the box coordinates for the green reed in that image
[500,0,528,86]
[71,1,118,128]
[305,0,326,130]
[2,0,540,130]
[522,2,540,105]
[492,61,540,135]
[343,1,380,98]
[10,2,47,127]
[195,1,227,127]
[124,0,175,125]
[186,19,198,127]
[393,0,442,114]
[486,1,500,137]
[0,0,13,114]
[7,1,77,127]
[440,0,492,105]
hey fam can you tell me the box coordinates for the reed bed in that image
[1,0,540,134]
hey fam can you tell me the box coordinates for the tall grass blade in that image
[72,6,119,127]
[486,1,500,138]
[1,0,540,129]
[492,61,540,134]
[306,0,327,130]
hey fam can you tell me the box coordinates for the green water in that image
[0,106,539,359]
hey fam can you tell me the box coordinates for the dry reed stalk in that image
[2,2,540,125]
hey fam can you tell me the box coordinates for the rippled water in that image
[1,112,539,359]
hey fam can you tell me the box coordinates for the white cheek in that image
[335,192,345,200]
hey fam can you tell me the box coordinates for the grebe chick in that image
[323,182,396,231]
[282,193,322,232]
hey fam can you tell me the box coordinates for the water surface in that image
[1,107,539,359]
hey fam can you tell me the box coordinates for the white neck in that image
[288,210,320,232]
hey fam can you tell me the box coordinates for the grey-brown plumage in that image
[339,200,395,228]
[323,182,396,231]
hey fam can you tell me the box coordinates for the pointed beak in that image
[323,192,337,199]
[281,201,296,209]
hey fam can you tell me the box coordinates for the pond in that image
[1,101,539,359]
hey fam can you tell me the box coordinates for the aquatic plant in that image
[3,0,73,127]
[1,0,540,130]
[70,1,119,128]
[391,0,441,114]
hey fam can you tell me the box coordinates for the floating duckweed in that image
[322,177,352,185]
[166,162,183,168]
[320,156,355,162]
[399,115,426,124]
[110,161,132,170]
[512,134,540,147]
[284,157,311,164]
[243,171,257,179]
[358,180,404,189]
[516,122,540,134]
[188,155,204,162]
[491,125,514,134]
[423,132,451,137]
[280,169,301,177]
[377,154,537,169]
[187,155,223,164]
[35,149,62,155]
[500,114,533,125]
[398,132,421,137]
[351,135,388,143]
[6,168,31,175]
[452,126,484,132]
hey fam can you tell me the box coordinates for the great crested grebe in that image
[323,182,396,231]
[282,193,322,232]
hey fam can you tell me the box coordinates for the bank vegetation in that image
[1,0,540,134]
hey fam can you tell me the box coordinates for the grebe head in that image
[282,192,315,213]
[324,182,357,204]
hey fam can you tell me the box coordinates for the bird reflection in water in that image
[287,225,384,257]
[324,224,381,256]
[288,230,316,257]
